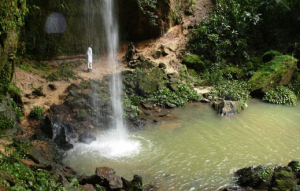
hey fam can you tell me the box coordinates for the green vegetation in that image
[0,115,15,135]
[256,166,274,183]
[188,0,300,64]
[79,80,91,90]
[29,106,44,120]
[187,0,300,105]
[209,80,251,106]
[263,86,297,106]
[123,95,143,117]
[0,0,28,35]
[0,143,65,190]
[46,62,76,82]
[148,83,200,107]
[201,61,246,85]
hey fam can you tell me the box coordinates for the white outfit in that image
[87,47,93,69]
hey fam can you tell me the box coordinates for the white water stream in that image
[99,0,140,157]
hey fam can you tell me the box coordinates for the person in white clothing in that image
[87,44,93,72]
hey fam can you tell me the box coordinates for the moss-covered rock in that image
[213,100,244,116]
[0,96,22,136]
[236,165,273,188]
[137,67,165,97]
[270,166,297,191]
[262,50,282,63]
[248,55,298,92]
[182,54,206,71]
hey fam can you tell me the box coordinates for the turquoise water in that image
[64,99,300,190]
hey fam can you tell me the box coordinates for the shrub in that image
[0,153,65,190]
[209,80,251,105]
[188,0,300,64]
[11,138,33,159]
[263,86,298,106]
[29,106,44,120]
[188,0,260,63]
[148,83,201,107]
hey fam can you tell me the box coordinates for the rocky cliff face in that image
[118,0,186,41]
[23,0,106,58]
[22,0,189,57]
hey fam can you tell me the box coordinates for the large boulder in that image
[269,166,297,191]
[182,54,206,71]
[54,125,74,151]
[95,167,123,190]
[41,116,75,150]
[137,67,164,96]
[249,55,297,92]
[213,100,244,116]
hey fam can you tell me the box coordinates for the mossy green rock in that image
[137,67,164,97]
[183,54,206,71]
[248,55,298,92]
[262,50,282,63]
[270,166,297,191]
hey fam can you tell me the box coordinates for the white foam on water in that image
[71,130,142,159]
[90,131,141,158]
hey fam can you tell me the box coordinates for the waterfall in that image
[101,0,128,139]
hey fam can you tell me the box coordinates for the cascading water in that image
[85,0,141,157]
[66,0,141,161]
[101,0,127,140]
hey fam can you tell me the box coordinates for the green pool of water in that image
[63,99,300,190]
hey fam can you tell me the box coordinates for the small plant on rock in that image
[0,115,15,135]
[29,106,44,120]
[263,86,298,106]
